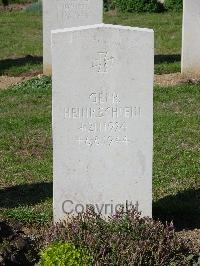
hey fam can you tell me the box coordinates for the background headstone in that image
[52,24,154,222]
[182,0,200,76]
[43,0,103,75]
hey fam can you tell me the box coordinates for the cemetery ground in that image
[0,4,200,262]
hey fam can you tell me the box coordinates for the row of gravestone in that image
[182,0,200,76]
[43,0,198,222]
[44,0,200,77]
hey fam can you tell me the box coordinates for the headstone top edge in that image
[51,23,154,35]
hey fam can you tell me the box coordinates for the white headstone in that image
[43,0,103,75]
[52,24,154,222]
[182,0,200,76]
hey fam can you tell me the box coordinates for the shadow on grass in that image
[155,54,181,64]
[0,182,52,208]
[0,55,42,75]
[0,54,180,74]
[153,188,200,230]
[1,182,199,230]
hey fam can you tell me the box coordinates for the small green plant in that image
[41,242,92,266]
[164,0,183,11]
[114,0,164,13]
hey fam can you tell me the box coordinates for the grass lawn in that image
[0,78,52,222]
[0,0,37,5]
[0,77,199,229]
[0,10,42,76]
[0,10,182,76]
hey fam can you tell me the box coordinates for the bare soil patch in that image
[154,72,200,87]
[0,74,43,89]
[0,3,30,12]
[2,72,200,90]
[0,76,30,89]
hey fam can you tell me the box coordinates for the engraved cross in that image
[92,52,114,73]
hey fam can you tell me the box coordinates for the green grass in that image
[154,84,199,197]
[0,77,199,228]
[153,84,200,229]
[0,77,52,223]
[0,10,182,76]
[0,0,37,4]
[0,11,42,76]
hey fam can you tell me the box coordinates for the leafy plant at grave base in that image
[13,75,51,92]
[43,209,198,265]
[114,0,164,13]
[40,242,92,266]
[164,0,183,11]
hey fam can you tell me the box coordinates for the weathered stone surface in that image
[52,24,154,222]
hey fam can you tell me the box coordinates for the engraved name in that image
[64,106,141,119]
